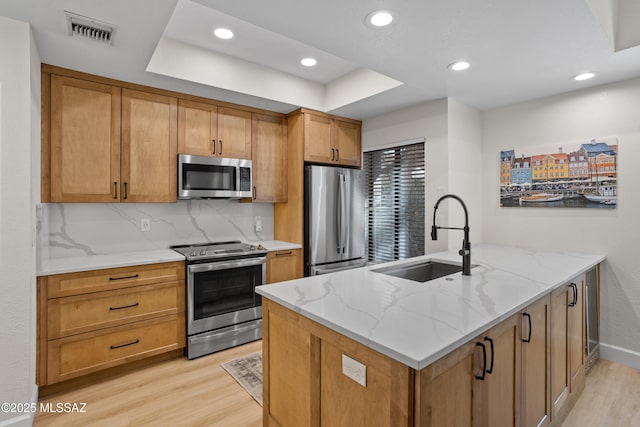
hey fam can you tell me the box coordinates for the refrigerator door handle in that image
[336,174,343,253]
[339,174,348,254]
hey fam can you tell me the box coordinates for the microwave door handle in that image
[188,257,266,274]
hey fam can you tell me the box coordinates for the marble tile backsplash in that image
[38,200,274,260]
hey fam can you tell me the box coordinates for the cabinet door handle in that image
[568,283,577,307]
[253,186,257,200]
[109,302,139,311]
[123,182,128,200]
[331,148,335,161]
[109,339,140,350]
[522,313,532,343]
[475,342,487,381]
[113,182,118,199]
[275,251,293,256]
[109,274,139,281]
[218,140,223,155]
[336,148,339,161]
[484,336,494,374]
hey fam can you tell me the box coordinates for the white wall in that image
[362,98,484,254]
[362,98,451,254]
[447,99,483,246]
[0,16,39,427]
[482,77,640,361]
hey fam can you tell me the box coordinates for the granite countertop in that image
[256,243,604,370]
[37,249,186,276]
[37,240,301,276]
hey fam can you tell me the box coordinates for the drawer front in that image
[47,281,185,339]
[47,314,185,384]
[46,261,185,298]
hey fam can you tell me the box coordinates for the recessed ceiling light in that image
[448,61,471,71]
[573,72,595,81]
[366,10,394,27]
[301,58,317,67]
[213,28,234,40]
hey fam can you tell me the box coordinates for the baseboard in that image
[600,343,640,370]
[0,386,38,427]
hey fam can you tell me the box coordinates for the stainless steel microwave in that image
[178,154,252,199]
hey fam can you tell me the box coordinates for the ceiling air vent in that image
[65,11,116,45]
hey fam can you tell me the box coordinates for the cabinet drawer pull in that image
[484,336,494,374]
[218,140,223,155]
[522,312,532,343]
[114,182,118,199]
[109,302,139,311]
[109,274,139,281]
[336,148,339,161]
[253,186,257,200]
[568,283,577,307]
[275,251,293,256]
[331,148,335,160]
[475,342,487,381]
[123,182,128,200]
[109,339,140,350]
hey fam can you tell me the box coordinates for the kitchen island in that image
[256,244,603,427]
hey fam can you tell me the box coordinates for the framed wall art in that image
[500,137,617,208]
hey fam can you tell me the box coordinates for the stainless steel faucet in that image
[431,194,471,276]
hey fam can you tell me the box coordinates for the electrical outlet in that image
[342,354,366,387]
[141,218,151,232]
[255,216,262,232]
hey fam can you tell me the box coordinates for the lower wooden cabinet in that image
[416,314,520,427]
[266,249,302,284]
[550,275,585,423]
[37,261,186,386]
[521,295,551,427]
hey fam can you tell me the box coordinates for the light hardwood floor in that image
[34,341,262,427]
[561,358,640,427]
[34,343,639,427]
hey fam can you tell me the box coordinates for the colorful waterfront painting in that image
[500,137,617,208]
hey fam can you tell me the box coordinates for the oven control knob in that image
[199,250,207,256]
[190,251,197,257]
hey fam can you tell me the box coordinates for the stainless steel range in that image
[171,241,267,359]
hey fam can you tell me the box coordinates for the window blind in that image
[364,142,425,263]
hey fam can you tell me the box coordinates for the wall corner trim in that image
[600,343,640,370]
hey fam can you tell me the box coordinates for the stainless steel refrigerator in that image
[304,165,366,276]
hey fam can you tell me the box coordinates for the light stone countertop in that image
[254,240,302,251]
[37,249,185,276]
[256,243,604,370]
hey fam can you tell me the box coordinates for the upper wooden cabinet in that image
[251,113,287,203]
[49,75,122,202]
[302,111,362,167]
[178,99,252,159]
[121,89,177,203]
[45,72,177,203]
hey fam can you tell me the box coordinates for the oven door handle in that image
[188,257,266,274]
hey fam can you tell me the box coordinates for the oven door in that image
[187,257,265,335]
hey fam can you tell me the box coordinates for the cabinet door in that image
[177,99,217,157]
[550,285,570,419]
[521,295,551,427]
[217,107,252,159]
[303,113,333,164]
[121,89,177,203]
[50,75,121,202]
[252,114,287,203]
[473,315,520,427]
[334,119,361,167]
[568,278,585,391]
[266,249,301,284]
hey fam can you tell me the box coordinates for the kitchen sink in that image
[372,260,471,282]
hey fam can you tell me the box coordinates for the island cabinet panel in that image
[550,274,585,425]
[49,75,121,202]
[416,315,520,427]
[521,295,551,427]
[266,249,302,284]
[262,299,413,427]
[252,114,288,203]
[121,89,177,203]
